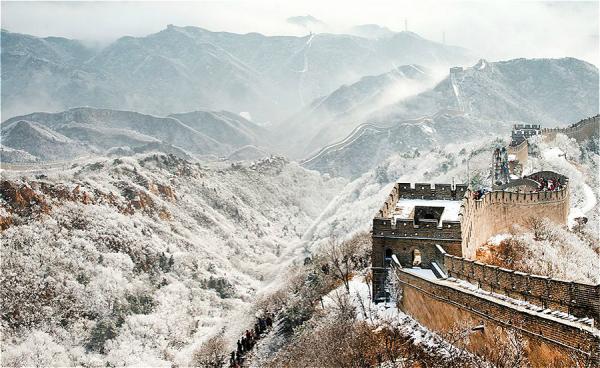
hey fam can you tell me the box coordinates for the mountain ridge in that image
[1,107,270,162]
[1,26,473,121]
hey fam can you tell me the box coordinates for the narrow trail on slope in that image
[244,320,286,367]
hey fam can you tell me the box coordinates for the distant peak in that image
[161,24,209,34]
[397,30,424,39]
[286,15,327,29]
[349,24,395,39]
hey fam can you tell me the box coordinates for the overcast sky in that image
[2,1,598,65]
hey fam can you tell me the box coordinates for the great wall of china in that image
[542,115,600,143]
[372,115,600,366]
[461,171,570,259]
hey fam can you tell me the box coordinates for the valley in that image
[1,14,599,367]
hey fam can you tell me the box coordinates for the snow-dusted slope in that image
[373,58,599,125]
[169,110,269,149]
[0,153,346,367]
[304,58,598,178]
[1,107,271,162]
[276,64,439,158]
[302,112,511,178]
[227,145,271,161]
[1,120,89,161]
[2,27,471,121]
[0,145,40,163]
[348,24,396,39]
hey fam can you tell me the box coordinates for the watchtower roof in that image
[393,198,462,226]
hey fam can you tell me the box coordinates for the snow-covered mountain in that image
[1,107,268,162]
[0,153,346,367]
[302,113,510,178]
[1,120,89,161]
[0,145,39,163]
[303,58,599,177]
[275,64,438,158]
[286,15,328,32]
[1,27,472,122]
[348,24,396,39]
[169,111,269,149]
[372,58,599,125]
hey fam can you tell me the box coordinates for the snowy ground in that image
[0,154,347,367]
[338,276,465,358]
[394,198,462,223]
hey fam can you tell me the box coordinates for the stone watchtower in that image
[372,171,570,301]
[371,183,466,301]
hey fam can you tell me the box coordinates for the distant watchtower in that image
[511,123,541,146]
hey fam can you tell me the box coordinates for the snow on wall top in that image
[393,198,462,223]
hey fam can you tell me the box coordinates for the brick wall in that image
[373,218,462,240]
[443,254,600,323]
[395,183,468,201]
[542,115,599,143]
[372,234,462,297]
[395,269,600,367]
[377,183,400,218]
[460,184,570,258]
[507,139,528,164]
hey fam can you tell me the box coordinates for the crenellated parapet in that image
[442,254,599,323]
[396,182,468,201]
[459,170,569,258]
[376,183,467,218]
[395,267,600,366]
[542,115,599,142]
[372,157,597,366]
[377,183,467,217]
[377,183,400,218]
[373,217,461,238]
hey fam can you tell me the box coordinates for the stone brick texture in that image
[443,254,600,323]
[507,138,528,164]
[460,176,570,258]
[396,270,600,367]
[542,115,599,143]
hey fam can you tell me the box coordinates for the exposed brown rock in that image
[0,180,51,216]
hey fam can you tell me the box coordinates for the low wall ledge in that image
[530,275,549,280]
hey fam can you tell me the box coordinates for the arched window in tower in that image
[383,248,393,267]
